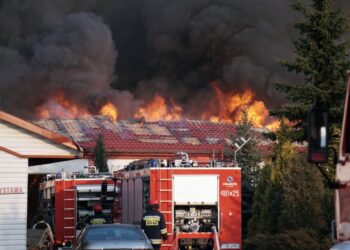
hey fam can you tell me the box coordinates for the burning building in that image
[32,116,272,170]
[0,108,272,248]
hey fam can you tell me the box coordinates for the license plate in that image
[221,243,240,249]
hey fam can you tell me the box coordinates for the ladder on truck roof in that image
[62,179,76,243]
[156,167,173,248]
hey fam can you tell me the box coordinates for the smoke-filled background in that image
[0,0,349,120]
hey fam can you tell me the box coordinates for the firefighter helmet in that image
[94,204,103,213]
[149,200,159,207]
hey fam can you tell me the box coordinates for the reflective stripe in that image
[160,228,167,234]
[90,218,106,224]
[150,239,162,244]
[144,215,160,226]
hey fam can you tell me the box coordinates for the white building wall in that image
[108,159,137,172]
[0,121,77,156]
[0,150,27,250]
[29,159,89,174]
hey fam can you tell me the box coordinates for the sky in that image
[0,0,349,120]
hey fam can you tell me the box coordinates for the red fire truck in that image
[39,170,121,246]
[120,153,242,250]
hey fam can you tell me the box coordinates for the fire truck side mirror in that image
[307,106,329,163]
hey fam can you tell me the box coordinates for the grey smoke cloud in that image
[0,0,348,120]
[0,3,139,119]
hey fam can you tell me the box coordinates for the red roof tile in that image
[33,117,237,155]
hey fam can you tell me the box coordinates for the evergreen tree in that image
[271,121,294,181]
[248,163,282,235]
[248,123,331,247]
[249,122,293,236]
[278,154,326,233]
[94,134,109,173]
[271,0,349,140]
[225,108,261,239]
[245,229,331,250]
[225,108,262,185]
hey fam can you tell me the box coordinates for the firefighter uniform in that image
[141,207,167,249]
[86,214,108,225]
[85,204,108,225]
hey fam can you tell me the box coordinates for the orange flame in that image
[38,108,50,119]
[135,93,183,121]
[36,91,90,119]
[265,120,281,131]
[100,102,118,121]
[36,86,279,131]
[203,84,279,130]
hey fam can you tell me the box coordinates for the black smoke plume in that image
[0,0,348,119]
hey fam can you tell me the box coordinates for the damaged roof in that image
[33,116,238,155]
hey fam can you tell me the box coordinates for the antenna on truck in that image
[233,137,251,167]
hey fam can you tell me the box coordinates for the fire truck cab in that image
[119,153,242,250]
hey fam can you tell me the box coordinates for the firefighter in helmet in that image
[141,200,168,250]
[86,204,108,225]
